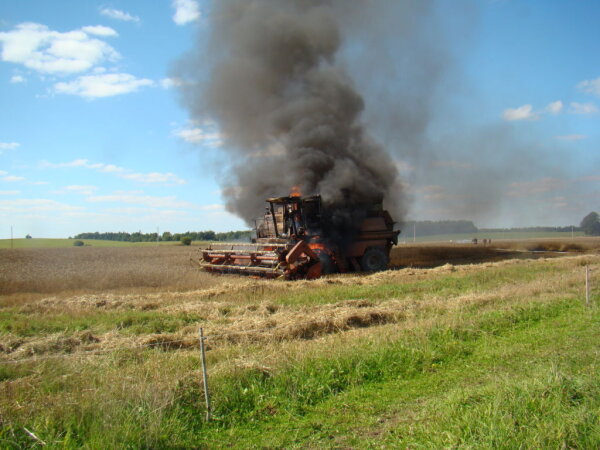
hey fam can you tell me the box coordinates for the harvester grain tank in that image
[198,195,399,279]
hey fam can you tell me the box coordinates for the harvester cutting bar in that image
[198,241,288,278]
[205,254,278,260]
[204,249,284,255]
[201,263,283,274]
[203,243,289,250]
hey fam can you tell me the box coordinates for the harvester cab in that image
[256,195,321,241]
[197,195,400,280]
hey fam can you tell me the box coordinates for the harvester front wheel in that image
[360,247,388,272]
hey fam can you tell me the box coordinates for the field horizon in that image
[0,228,589,249]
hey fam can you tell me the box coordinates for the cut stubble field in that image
[1,239,600,448]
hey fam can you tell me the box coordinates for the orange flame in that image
[290,185,302,198]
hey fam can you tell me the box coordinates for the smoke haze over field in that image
[177,0,592,228]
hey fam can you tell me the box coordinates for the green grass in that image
[4,296,596,449]
[1,256,599,448]
[0,310,205,337]
[192,299,600,448]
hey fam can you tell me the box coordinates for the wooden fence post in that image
[586,266,590,308]
[199,327,212,422]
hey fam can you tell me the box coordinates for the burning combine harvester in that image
[198,194,399,280]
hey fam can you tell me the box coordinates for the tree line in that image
[580,212,600,236]
[72,230,252,243]
[72,211,600,243]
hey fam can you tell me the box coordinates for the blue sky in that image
[0,0,599,238]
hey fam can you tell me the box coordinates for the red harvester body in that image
[198,195,399,279]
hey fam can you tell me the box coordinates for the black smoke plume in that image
[177,0,404,227]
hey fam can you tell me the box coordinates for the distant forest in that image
[72,230,252,242]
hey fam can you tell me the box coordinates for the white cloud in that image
[580,174,600,183]
[503,101,564,121]
[0,142,19,153]
[10,75,24,83]
[393,160,415,175]
[66,185,98,195]
[172,0,201,25]
[175,123,223,147]
[0,198,81,213]
[99,8,140,23]
[41,159,186,185]
[555,134,586,141]
[122,172,186,185]
[113,190,144,195]
[0,171,6,175]
[201,204,224,211]
[577,77,600,97]
[502,104,539,121]
[0,190,19,195]
[160,77,183,89]
[432,160,473,170]
[568,102,598,115]
[87,194,194,209]
[97,163,124,173]
[545,100,563,114]
[508,177,566,197]
[551,196,569,209]
[54,73,154,98]
[416,185,451,202]
[81,25,118,37]
[40,158,89,168]
[0,22,120,75]
[2,175,25,182]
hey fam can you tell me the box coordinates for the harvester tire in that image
[360,247,388,272]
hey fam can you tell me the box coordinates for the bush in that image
[580,212,600,236]
[180,237,192,246]
[73,240,85,247]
